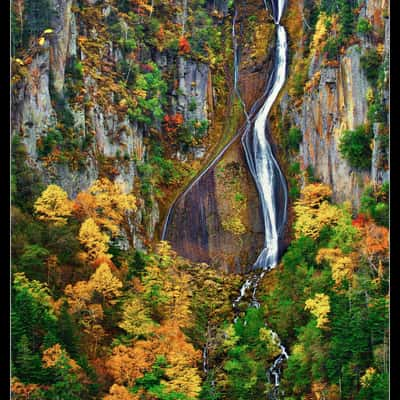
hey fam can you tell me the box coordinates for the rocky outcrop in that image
[11,0,219,246]
[298,46,370,207]
[272,0,389,209]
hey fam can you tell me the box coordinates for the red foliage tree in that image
[163,113,184,134]
[178,36,191,54]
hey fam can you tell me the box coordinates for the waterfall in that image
[241,23,288,271]
[235,0,289,395]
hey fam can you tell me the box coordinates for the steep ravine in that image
[163,0,277,272]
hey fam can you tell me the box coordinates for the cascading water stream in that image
[242,23,288,271]
[233,0,289,396]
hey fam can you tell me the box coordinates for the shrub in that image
[367,101,386,123]
[288,127,302,152]
[38,128,64,157]
[357,18,372,34]
[323,37,341,60]
[339,125,373,170]
[360,184,389,227]
[361,49,382,84]
[291,71,307,97]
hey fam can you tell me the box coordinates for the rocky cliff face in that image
[271,0,389,209]
[291,45,371,207]
[11,0,231,248]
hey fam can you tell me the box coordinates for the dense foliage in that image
[339,125,373,170]
[261,183,389,399]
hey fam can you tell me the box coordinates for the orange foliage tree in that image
[358,220,389,276]
[103,384,141,400]
[178,36,191,54]
[153,321,202,397]
[163,113,184,134]
[106,342,156,387]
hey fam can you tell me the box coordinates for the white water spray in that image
[242,24,288,271]
[234,0,289,395]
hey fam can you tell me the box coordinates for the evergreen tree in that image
[23,0,53,46]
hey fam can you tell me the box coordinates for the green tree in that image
[23,0,53,46]
[11,273,59,382]
[339,125,373,170]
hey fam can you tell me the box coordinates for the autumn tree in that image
[118,296,155,338]
[294,183,340,239]
[41,344,86,399]
[304,293,330,329]
[178,36,191,54]
[11,377,41,400]
[34,184,73,226]
[360,221,389,275]
[90,263,123,305]
[103,384,140,400]
[73,178,137,238]
[142,241,192,327]
[106,342,156,388]
[153,322,202,398]
[78,218,110,262]
[316,248,356,289]
[64,280,94,315]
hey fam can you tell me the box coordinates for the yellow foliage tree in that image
[118,296,155,338]
[294,184,339,239]
[82,178,137,237]
[223,324,240,348]
[78,218,110,262]
[142,241,192,327]
[304,293,330,329]
[34,184,73,225]
[316,248,356,288]
[295,183,332,208]
[360,367,376,388]
[64,280,94,314]
[259,327,282,359]
[89,263,123,304]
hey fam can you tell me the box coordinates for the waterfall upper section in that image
[241,15,288,270]
[161,0,278,273]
